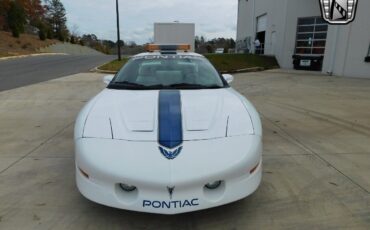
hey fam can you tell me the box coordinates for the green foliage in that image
[205,54,279,72]
[70,35,76,44]
[91,42,111,54]
[7,1,26,38]
[57,30,65,41]
[1,0,70,41]
[36,21,47,40]
[206,45,213,53]
[44,0,69,40]
[46,28,53,39]
[80,34,115,54]
[0,0,10,30]
[21,0,45,27]
[118,40,125,47]
[195,37,236,54]
[103,40,117,49]
[99,59,129,72]
[38,29,46,40]
[12,28,20,37]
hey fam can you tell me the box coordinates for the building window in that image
[295,17,328,55]
[365,44,370,62]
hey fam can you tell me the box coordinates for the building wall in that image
[237,0,320,69]
[237,0,289,66]
[281,0,321,68]
[322,0,370,78]
[154,23,195,51]
[237,0,370,77]
[236,0,255,51]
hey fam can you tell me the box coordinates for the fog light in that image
[119,183,137,192]
[205,181,222,189]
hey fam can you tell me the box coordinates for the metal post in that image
[116,0,121,61]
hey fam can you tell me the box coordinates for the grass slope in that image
[205,53,278,72]
[0,31,59,57]
[99,58,129,71]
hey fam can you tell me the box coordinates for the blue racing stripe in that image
[158,90,183,149]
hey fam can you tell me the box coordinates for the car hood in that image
[82,88,254,142]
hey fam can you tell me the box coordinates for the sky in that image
[62,0,238,44]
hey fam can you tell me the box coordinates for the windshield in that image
[108,55,227,90]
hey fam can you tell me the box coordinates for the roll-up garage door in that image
[257,14,267,32]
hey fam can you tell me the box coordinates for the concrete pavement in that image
[0,70,369,229]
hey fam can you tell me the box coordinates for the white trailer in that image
[154,23,195,51]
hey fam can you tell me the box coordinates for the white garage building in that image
[236,0,370,78]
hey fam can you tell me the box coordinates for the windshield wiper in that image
[168,83,222,89]
[109,81,222,90]
[109,81,164,90]
[112,81,146,87]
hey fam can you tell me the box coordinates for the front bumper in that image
[75,135,262,214]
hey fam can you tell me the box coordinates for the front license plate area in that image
[143,199,199,209]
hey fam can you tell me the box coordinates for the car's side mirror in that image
[222,74,234,84]
[103,75,114,85]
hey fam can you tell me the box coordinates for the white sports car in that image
[74,44,262,214]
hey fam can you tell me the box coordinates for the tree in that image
[46,26,53,39]
[206,45,213,53]
[70,35,76,44]
[195,36,200,49]
[19,0,44,26]
[70,24,80,37]
[229,38,236,49]
[79,34,112,53]
[200,36,206,45]
[0,0,11,30]
[44,0,68,41]
[7,1,26,37]
[37,21,47,40]
[117,39,125,47]
[81,34,98,46]
[127,41,137,48]
[1,0,72,41]
[103,40,117,49]
[38,29,46,40]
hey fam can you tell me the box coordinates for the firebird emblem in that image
[167,186,175,200]
[159,146,183,160]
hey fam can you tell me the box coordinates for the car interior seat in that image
[137,65,157,86]
[155,70,183,86]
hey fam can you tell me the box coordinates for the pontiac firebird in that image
[74,44,262,214]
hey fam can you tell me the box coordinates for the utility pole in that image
[116,0,121,60]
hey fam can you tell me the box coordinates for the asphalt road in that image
[0,54,115,91]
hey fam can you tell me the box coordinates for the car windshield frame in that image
[108,54,229,90]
